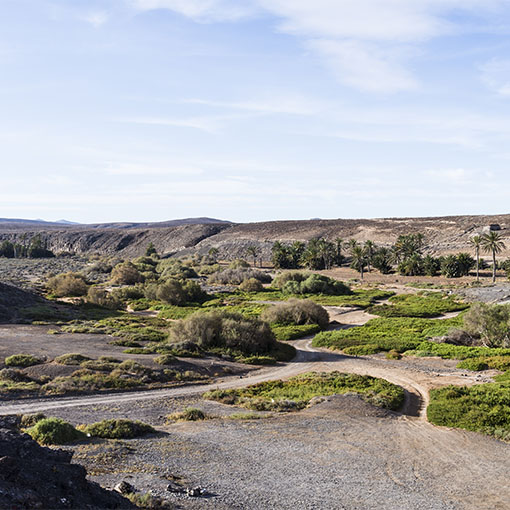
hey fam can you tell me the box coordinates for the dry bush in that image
[145,278,207,305]
[239,278,263,292]
[110,262,144,285]
[170,311,276,355]
[46,272,88,297]
[261,299,329,329]
[208,268,272,285]
[87,287,121,309]
[272,271,310,289]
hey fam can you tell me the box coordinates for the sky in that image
[3,1,510,224]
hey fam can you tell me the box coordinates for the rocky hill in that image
[0,214,509,260]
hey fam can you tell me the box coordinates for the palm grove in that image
[270,232,506,282]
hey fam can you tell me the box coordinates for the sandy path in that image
[0,307,481,418]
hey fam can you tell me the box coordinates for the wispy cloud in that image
[127,0,510,93]
[81,10,109,27]
[480,57,510,96]
[131,0,257,22]
[182,96,322,115]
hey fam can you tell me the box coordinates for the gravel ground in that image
[53,393,510,510]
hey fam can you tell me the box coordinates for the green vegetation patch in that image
[4,354,43,368]
[82,419,155,439]
[271,323,321,341]
[54,353,92,365]
[427,382,510,440]
[313,315,510,361]
[204,371,404,411]
[26,417,85,445]
[167,407,206,422]
[367,293,468,318]
[313,316,462,354]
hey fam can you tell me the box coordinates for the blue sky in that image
[3,0,510,223]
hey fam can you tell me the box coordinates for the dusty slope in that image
[1,213,509,259]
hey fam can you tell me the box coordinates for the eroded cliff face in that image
[0,214,509,260]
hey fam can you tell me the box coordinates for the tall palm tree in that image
[334,237,344,266]
[351,245,367,280]
[470,235,482,281]
[246,245,261,267]
[481,231,505,283]
[364,240,375,273]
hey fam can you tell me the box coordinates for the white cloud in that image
[182,95,321,115]
[131,0,256,22]
[307,39,417,93]
[480,58,510,95]
[82,10,109,27]
[127,0,510,93]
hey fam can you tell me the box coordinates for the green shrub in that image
[46,272,88,297]
[271,323,321,341]
[5,354,43,368]
[343,344,381,356]
[167,407,206,421]
[456,358,489,371]
[54,353,91,366]
[82,418,155,439]
[462,302,510,348]
[283,274,351,296]
[427,382,510,439]
[261,299,329,329]
[26,417,85,445]
[205,371,404,411]
[385,349,401,360]
[154,354,177,365]
[239,355,277,365]
[367,293,468,318]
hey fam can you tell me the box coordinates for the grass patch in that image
[81,419,155,439]
[54,353,91,365]
[427,382,510,440]
[204,371,404,411]
[26,417,85,445]
[4,354,43,368]
[167,407,206,421]
[227,412,268,420]
[271,324,321,341]
[367,293,468,318]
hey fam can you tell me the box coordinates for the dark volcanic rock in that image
[0,420,133,509]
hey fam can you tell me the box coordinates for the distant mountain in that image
[56,219,81,225]
[0,217,230,229]
[0,218,71,226]
[87,217,233,229]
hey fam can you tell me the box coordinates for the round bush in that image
[83,419,154,439]
[170,310,276,355]
[111,262,144,285]
[5,354,42,368]
[239,278,263,292]
[261,299,329,329]
[46,272,88,297]
[26,417,85,445]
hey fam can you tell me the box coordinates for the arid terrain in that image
[1,305,508,510]
[2,213,510,260]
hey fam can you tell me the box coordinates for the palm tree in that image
[481,231,505,283]
[246,245,261,267]
[334,237,344,266]
[470,235,482,281]
[351,245,367,280]
[364,240,375,273]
